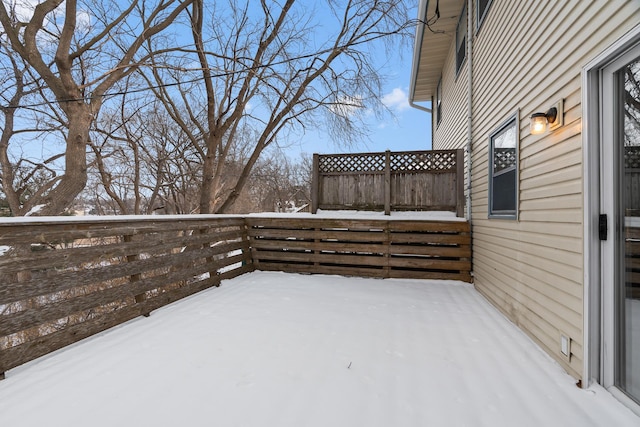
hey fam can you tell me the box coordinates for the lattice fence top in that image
[318,150,458,174]
[626,146,640,169]
[390,151,456,172]
[493,148,516,173]
[318,153,386,173]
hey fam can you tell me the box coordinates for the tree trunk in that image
[199,135,218,215]
[36,102,91,216]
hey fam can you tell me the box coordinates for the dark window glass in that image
[477,0,493,29]
[456,5,467,74]
[436,78,442,125]
[489,116,517,218]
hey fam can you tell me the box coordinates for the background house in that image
[410,0,640,413]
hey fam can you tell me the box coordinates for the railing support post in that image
[311,154,319,214]
[384,222,391,278]
[384,150,391,216]
[456,149,465,218]
[124,234,149,317]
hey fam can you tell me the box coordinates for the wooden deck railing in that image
[0,216,252,378]
[247,217,471,281]
[0,215,471,378]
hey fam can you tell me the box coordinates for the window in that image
[476,0,493,30]
[435,77,442,126]
[489,115,518,218]
[455,4,467,74]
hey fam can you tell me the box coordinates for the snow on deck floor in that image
[0,272,638,426]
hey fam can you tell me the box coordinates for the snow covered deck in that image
[1,271,638,426]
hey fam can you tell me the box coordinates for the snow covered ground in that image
[1,271,638,426]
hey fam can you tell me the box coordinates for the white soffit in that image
[410,0,464,102]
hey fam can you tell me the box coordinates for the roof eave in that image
[410,0,465,103]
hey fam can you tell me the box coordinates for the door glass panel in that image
[619,55,640,403]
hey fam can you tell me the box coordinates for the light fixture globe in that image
[530,113,548,135]
[530,107,559,135]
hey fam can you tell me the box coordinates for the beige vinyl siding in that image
[472,0,639,381]
[433,40,468,151]
[432,0,640,381]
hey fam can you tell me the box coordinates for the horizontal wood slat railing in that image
[0,216,252,378]
[247,217,472,282]
[1,215,471,379]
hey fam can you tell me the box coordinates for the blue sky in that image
[273,3,434,158]
[283,54,434,158]
[289,78,433,157]
[6,1,433,164]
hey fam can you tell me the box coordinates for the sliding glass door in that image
[602,44,640,404]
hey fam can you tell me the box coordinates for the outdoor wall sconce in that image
[530,99,564,135]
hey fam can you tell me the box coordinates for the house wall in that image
[432,0,640,381]
[432,31,468,150]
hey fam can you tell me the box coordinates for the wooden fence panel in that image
[625,170,640,213]
[625,146,640,212]
[318,173,386,210]
[312,149,464,216]
[0,216,252,377]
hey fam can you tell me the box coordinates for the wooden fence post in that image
[124,234,149,317]
[384,150,391,216]
[456,148,465,218]
[384,222,391,278]
[311,153,319,214]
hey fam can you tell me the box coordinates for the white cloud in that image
[7,1,91,31]
[331,95,364,119]
[76,9,92,31]
[381,87,410,112]
[9,0,38,21]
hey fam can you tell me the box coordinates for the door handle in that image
[599,214,607,241]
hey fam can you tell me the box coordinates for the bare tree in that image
[626,63,640,146]
[144,0,408,213]
[249,151,311,212]
[89,93,156,215]
[88,97,206,215]
[0,0,193,215]
[0,28,65,216]
[0,45,34,216]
